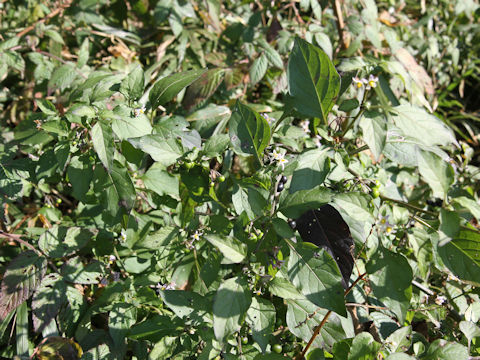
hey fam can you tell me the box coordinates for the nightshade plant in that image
[0,1,480,359]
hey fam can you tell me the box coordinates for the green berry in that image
[56,198,62,204]
[241,336,248,345]
[273,344,282,353]
[218,175,225,182]
[184,162,194,169]
[371,186,380,198]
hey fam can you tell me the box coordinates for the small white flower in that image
[435,295,447,305]
[313,135,322,148]
[157,281,176,291]
[120,229,127,242]
[300,120,310,134]
[269,149,289,169]
[261,113,275,124]
[352,76,365,89]
[365,74,378,90]
[134,106,146,117]
[191,230,203,242]
[377,214,396,235]
[109,255,116,262]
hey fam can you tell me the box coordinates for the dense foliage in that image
[1,0,480,359]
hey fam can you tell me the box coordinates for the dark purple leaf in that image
[295,205,355,288]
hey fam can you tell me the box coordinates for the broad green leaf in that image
[452,196,480,220]
[459,321,480,342]
[36,99,57,115]
[142,163,179,198]
[61,257,105,284]
[287,37,340,121]
[91,121,114,172]
[120,66,145,101]
[250,53,268,85]
[39,226,93,258]
[286,298,347,351]
[160,290,210,323]
[182,68,225,111]
[213,276,252,342]
[385,326,412,353]
[232,184,267,220]
[392,105,456,147]
[128,315,183,341]
[110,161,136,212]
[67,154,93,202]
[286,241,346,316]
[0,251,47,320]
[268,277,305,300]
[278,186,332,218]
[111,105,153,140]
[123,256,151,274]
[407,228,433,279]
[149,336,177,359]
[32,273,67,333]
[439,209,460,242]
[205,234,247,264]
[289,147,330,192]
[149,68,207,109]
[348,332,381,360]
[128,135,183,166]
[416,149,454,198]
[246,298,276,353]
[359,114,387,162]
[49,64,77,91]
[229,102,271,164]
[366,247,412,323]
[258,39,284,68]
[422,339,468,359]
[203,134,230,157]
[135,226,178,250]
[109,303,137,347]
[434,231,480,284]
[16,301,29,357]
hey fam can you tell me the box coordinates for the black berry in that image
[280,175,288,184]
[288,220,296,229]
[277,182,284,192]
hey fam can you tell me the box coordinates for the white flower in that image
[191,230,203,241]
[157,281,176,291]
[120,229,127,242]
[377,214,396,235]
[435,295,447,305]
[300,120,310,134]
[313,135,322,148]
[261,113,275,124]
[109,255,116,262]
[352,76,366,89]
[134,105,146,117]
[365,75,378,90]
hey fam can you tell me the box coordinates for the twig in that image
[381,195,436,217]
[333,0,347,51]
[16,0,73,38]
[0,231,40,255]
[296,273,367,359]
[36,50,87,79]
[412,280,434,296]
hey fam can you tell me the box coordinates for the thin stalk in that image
[381,195,437,216]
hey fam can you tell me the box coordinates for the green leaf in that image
[0,251,47,320]
[246,297,276,353]
[359,114,387,162]
[286,298,347,351]
[135,226,178,250]
[434,230,480,284]
[452,196,480,220]
[123,257,151,274]
[268,277,305,300]
[205,234,247,264]
[287,37,340,121]
[259,39,284,69]
[459,321,480,342]
[109,303,137,347]
[203,134,230,157]
[348,332,381,360]
[16,301,29,357]
[61,257,105,284]
[228,102,271,164]
[149,68,207,109]
[422,339,468,359]
[91,121,115,172]
[111,105,153,140]
[213,276,252,342]
[416,149,454,198]
[182,68,225,111]
[128,135,183,166]
[278,186,332,218]
[232,184,267,220]
[160,290,210,323]
[120,66,145,101]
[289,147,330,192]
[366,247,412,323]
[142,163,179,198]
[250,53,268,85]
[286,241,346,316]
[110,161,136,212]
[48,64,77,91]
[32,273,67,333]
[39,226,93,258]
[392,105,456,147]
[36,98,57,115]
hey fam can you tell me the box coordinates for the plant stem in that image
[381,195,437,216]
